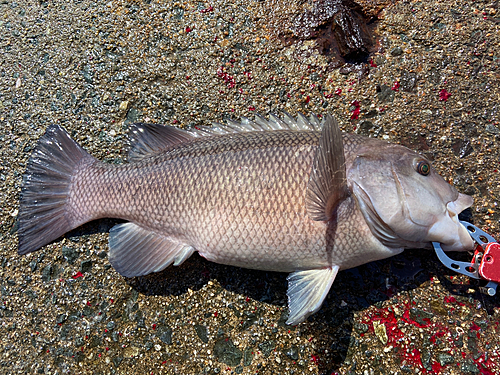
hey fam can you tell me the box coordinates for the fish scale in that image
[18,114,474,324]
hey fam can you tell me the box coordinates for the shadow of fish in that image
[18,113,473,325]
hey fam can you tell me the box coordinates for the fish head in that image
[348,141,474,252]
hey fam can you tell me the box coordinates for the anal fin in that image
[108,222,195,277]
[286,266,339,325]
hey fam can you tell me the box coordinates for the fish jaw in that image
[427,193,475,251]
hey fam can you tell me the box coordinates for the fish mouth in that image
[428,193,474,252]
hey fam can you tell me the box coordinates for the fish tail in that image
[18,124,96,255]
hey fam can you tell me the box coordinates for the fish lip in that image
[434,194,475,252]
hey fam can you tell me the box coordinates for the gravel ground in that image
[1,0,500,374]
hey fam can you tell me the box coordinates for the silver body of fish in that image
[18,113,474,324]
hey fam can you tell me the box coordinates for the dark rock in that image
[80,260,92,273]
[460,360,480,374]
[410,308,433,326]
[235,365,243,374]
[56,314,67,324]
[391,47,403,56]
[358,121,375,136]
[62,246,79,264]
[214,336,242,366]
[421,348,431,370]
[125,108,141,125]
[41,264,53,282]
[400,71,417,92]
[437,352,455,366]
[160,327,172,345]
[258,340,275,357]
[486,124,500,134]
[376,84,394,103]
[353,323,368,334]
[243,346,253,366]
[194,324,208,343]
[285,346,299,361]
[451,139,473,158]
[113,357,123,368]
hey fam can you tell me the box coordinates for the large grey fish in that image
[18,113,474,325]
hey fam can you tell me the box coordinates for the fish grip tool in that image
[433,221,500,296]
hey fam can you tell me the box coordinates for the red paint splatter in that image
[439,89,452,101]
[248,106,255,111]
[444,296,456,303]
[305,95,310,104]
[350,100,361,120]
[185,27,193,33]
[369,59,377,67]
[72,272,83,279]
[216,66,235,89]
[311,354,320,365]
[470,322,481,331]
[152,324,157,330]
[431,360,444,373]
[335,88,342,95]
[391,81,400,91]
[200,5,213,13]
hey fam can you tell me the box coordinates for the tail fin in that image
[18,125,96,255]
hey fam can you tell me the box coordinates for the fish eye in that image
[415,160,430,176]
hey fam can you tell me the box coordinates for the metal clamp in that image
[433,221,499,296]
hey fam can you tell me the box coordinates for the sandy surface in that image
[1,0,500,374]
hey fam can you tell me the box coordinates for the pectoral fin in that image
[306,115,347,221]
[108,222,195,277]
[286,266,339,325]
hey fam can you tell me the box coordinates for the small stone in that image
[410,308,433,326]
[437,352,455,366]
[125,107,141,125]
[354,323,369,334]
[486,124,500,134]
[243,347,253,366]
[214,336,242,366]
[62,246,79,264]
[460,360,480,374]
[373,321,388,345]
[285,346,299,360]
[400,71,417,92]
[235,365,243,374]
[123,346,139,358]
[194,324,208,343]
[112,357,123,368]
[56,313,67,324]
[119,100,129,111]
[377,84,394,103]
[80,260,92,273]
[160,327,172,345]
[258,340,275,357]
[41,264,53,282]
[391,47,403,56]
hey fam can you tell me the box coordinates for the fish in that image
[18,113,474,325]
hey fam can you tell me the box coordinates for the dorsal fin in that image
[305,115,348,221]
[127,123,194,162]
[185,112,320,137]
